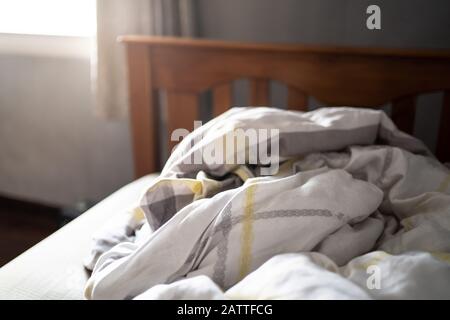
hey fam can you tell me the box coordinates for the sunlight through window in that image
[0,0,96,37]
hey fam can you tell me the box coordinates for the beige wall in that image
[0,53,133,206]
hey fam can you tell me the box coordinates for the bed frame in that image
[120,36,450,178]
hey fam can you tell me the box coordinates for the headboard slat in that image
[213,83,233,117]
[392,95,417,135]
[250,79,270,106]
[437,91,450,162]
[166,91,199,155]
[287,86,308,111]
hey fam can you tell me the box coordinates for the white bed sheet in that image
[0,174,158,300]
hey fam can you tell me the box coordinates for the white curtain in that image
[94,0,197,118]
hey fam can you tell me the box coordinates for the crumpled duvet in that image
[84,107,450,300]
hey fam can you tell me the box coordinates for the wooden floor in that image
[0,196,60,267]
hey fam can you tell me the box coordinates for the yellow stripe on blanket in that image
[133,207,145,221]
[351,251,391,270]
[233,166,254,182]
[431,252,450,264]
[438,174,450,193]
[239,184,257,280]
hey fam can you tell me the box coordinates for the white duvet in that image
[135,251,450,300]
[84,107,450,300]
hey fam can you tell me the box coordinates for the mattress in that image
[0,174,159,300]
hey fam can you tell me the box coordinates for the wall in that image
[197,0,450,48]
[0,44,133,206]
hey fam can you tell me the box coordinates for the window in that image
[0,0,96,37]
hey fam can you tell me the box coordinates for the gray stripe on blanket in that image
[212,203,233,288]
[211,208,344,288]
[278,125,378,157]
[143,193,194,230]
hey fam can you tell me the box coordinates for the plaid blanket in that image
[84,107,450,299]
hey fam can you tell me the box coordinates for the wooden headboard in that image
[120,35,450,178]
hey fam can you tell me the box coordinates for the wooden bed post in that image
[125,43,159,178]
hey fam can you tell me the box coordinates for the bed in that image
[1,36,450,300]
